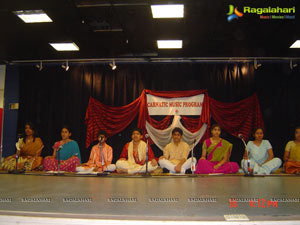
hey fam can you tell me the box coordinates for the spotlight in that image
[36,61,43,71]
[290,59,297,70]
[62,61,69,71]
[254,59,261,70]
[109,60,117,70]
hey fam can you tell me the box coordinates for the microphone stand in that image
[191,139,196,175]
[54,146,64,176]
[8,138,25,174]
[97,140,109,176]
[8,153,24,174]
[143,135,150,177]
[240,136,253,177]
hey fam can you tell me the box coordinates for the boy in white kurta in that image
[159,127,196,174]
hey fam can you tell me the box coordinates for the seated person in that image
[116,128,158,174]
[43,126,81,172]
[195,124,239,174]
[159,127,196,174]
[0,122,44,171]
[284,127,300,174]
[241,128,282,175]
[76,130,116,173]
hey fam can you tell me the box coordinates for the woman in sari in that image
[195,124,239,174]
[43,126,81,172]
[0,122,44,171]
[284,127,300,174]
[241,128,282,175]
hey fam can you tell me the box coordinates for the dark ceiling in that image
[0,0,300,62]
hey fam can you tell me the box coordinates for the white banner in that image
[146,115,207,150]
[146,94,204,115]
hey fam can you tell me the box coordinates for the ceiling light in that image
[151,4,184,18]
[36,61,43,71]
[62,61,69,71]
[14,10,53,23]
[49,42,79,51]
[109,60,117,70]
[157,40,182,49]
[290,40,300,48]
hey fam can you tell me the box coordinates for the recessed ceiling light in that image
[151,4,184,18]
[14,10,53,23]
[157,40,182,49]
[290,40,300,48]
[49,42,80,51]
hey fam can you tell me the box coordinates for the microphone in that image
[144,133,150,176]
[238,134,252,176]
[17,133,23,139]
[56,145,63,152]
[238,134,247,148]
[191,139,196,173]
[99,136,104,144]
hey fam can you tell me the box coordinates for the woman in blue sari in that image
[241,128,281,174]
[43,126,81,172]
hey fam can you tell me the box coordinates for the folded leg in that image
[195,159,215,174]
[181,157,197,174]
[159,159,176,173]
[285,161,300,174]
[104,164,116,172]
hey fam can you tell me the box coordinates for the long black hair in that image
[23,122,38,143]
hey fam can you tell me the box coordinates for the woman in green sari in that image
[195,124,239,174]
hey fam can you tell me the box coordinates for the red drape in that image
[85,90,263,147]
[85,90,210,147]
[209,93,264,141]
[84,95,143,147]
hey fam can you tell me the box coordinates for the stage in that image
[0,173,299,224]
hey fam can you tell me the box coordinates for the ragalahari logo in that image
[227,5,244,22]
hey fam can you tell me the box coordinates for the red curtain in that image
[85,95,143,147]
[85,90,263,147]
[85,90,210,147]
[209,93,264,141]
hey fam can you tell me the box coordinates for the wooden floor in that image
[0,173,300,224]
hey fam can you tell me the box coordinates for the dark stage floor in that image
[0,173,300,224]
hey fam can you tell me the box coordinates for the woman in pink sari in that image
[195,124,239,174]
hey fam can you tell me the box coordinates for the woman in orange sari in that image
[284,127,300,174]
[0,122,44,171]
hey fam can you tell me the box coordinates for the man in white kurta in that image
[116,128,158,174]
[159,127,196,174]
